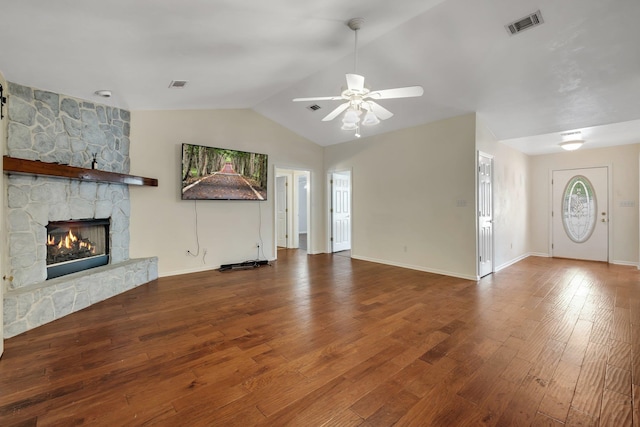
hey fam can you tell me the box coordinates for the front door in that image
[552,167,608,261]
[332,172,351,252]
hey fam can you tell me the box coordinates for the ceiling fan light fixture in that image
[292,17,423,137]
[361,110,380,126]
[342,108,361,124]
[559,140,584,151]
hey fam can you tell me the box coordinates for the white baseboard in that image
[350,255,478,281]
[611,260,639,267]
[526,254,636,268]
[495,253,531,272]
[528,252,551,258]
[159,258,275,278]
[159,265,219,277]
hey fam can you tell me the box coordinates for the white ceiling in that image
[3,0,640,154]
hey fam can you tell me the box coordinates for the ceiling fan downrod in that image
[348,18,364,74]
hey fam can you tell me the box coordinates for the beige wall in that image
[324,113,478,279]
[476,117,531,270]
[129,109,325,277]
[530,144,640,264]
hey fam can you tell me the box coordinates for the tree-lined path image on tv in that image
[182,144,268,200]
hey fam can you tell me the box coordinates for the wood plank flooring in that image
[1,251,639,426]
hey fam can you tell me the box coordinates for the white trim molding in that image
[351,255,478,281]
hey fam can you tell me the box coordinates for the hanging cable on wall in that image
[186,200,206,264]
[257,202,268,263]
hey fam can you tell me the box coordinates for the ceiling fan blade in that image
[293,95,343,102]
[322,102,350,121]
[365,101,394,120]
[346,74,365,92]
[367,86,424,100]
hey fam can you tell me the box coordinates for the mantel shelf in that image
[3,156,158,187]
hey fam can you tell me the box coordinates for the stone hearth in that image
[3,82,157,338]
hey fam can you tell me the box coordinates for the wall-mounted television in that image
[181,143,268,201]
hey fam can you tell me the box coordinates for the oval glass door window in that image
[562,175,597,243]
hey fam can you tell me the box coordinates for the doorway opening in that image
[275,168,311,255]
[329,170,352,255]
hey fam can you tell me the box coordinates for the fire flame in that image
[47,229,95,253]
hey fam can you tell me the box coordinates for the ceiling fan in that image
[293,18,424,137]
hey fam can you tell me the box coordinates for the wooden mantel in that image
[3,156,158,186]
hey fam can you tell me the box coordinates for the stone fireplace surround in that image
[3,83,157,338]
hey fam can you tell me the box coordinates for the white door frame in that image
[274,166,312,257]
[477,151,494,278]
[548,165,613,261]
[327,169,352,253]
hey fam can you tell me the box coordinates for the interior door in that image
[552,167,608,261]
[478,153,493,277]
[276,175,287,248]
[332,172,351,252]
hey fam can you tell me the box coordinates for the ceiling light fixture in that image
[559,131,584,151]
[559,140,584,151]
[361,106,380,126]
[94,90,112,98]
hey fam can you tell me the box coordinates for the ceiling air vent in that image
[506,10,544,35]
[561,131,582,138]
[307,104,321,112]
[169,80,189,89]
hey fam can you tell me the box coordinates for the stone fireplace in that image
[3,82,158,338]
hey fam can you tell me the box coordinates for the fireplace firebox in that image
[46,219,110,279]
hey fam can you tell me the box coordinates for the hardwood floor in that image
[1,251,638,426]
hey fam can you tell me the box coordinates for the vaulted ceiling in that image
[3,0,640,154]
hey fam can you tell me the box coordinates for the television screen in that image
[181,143,268,200]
